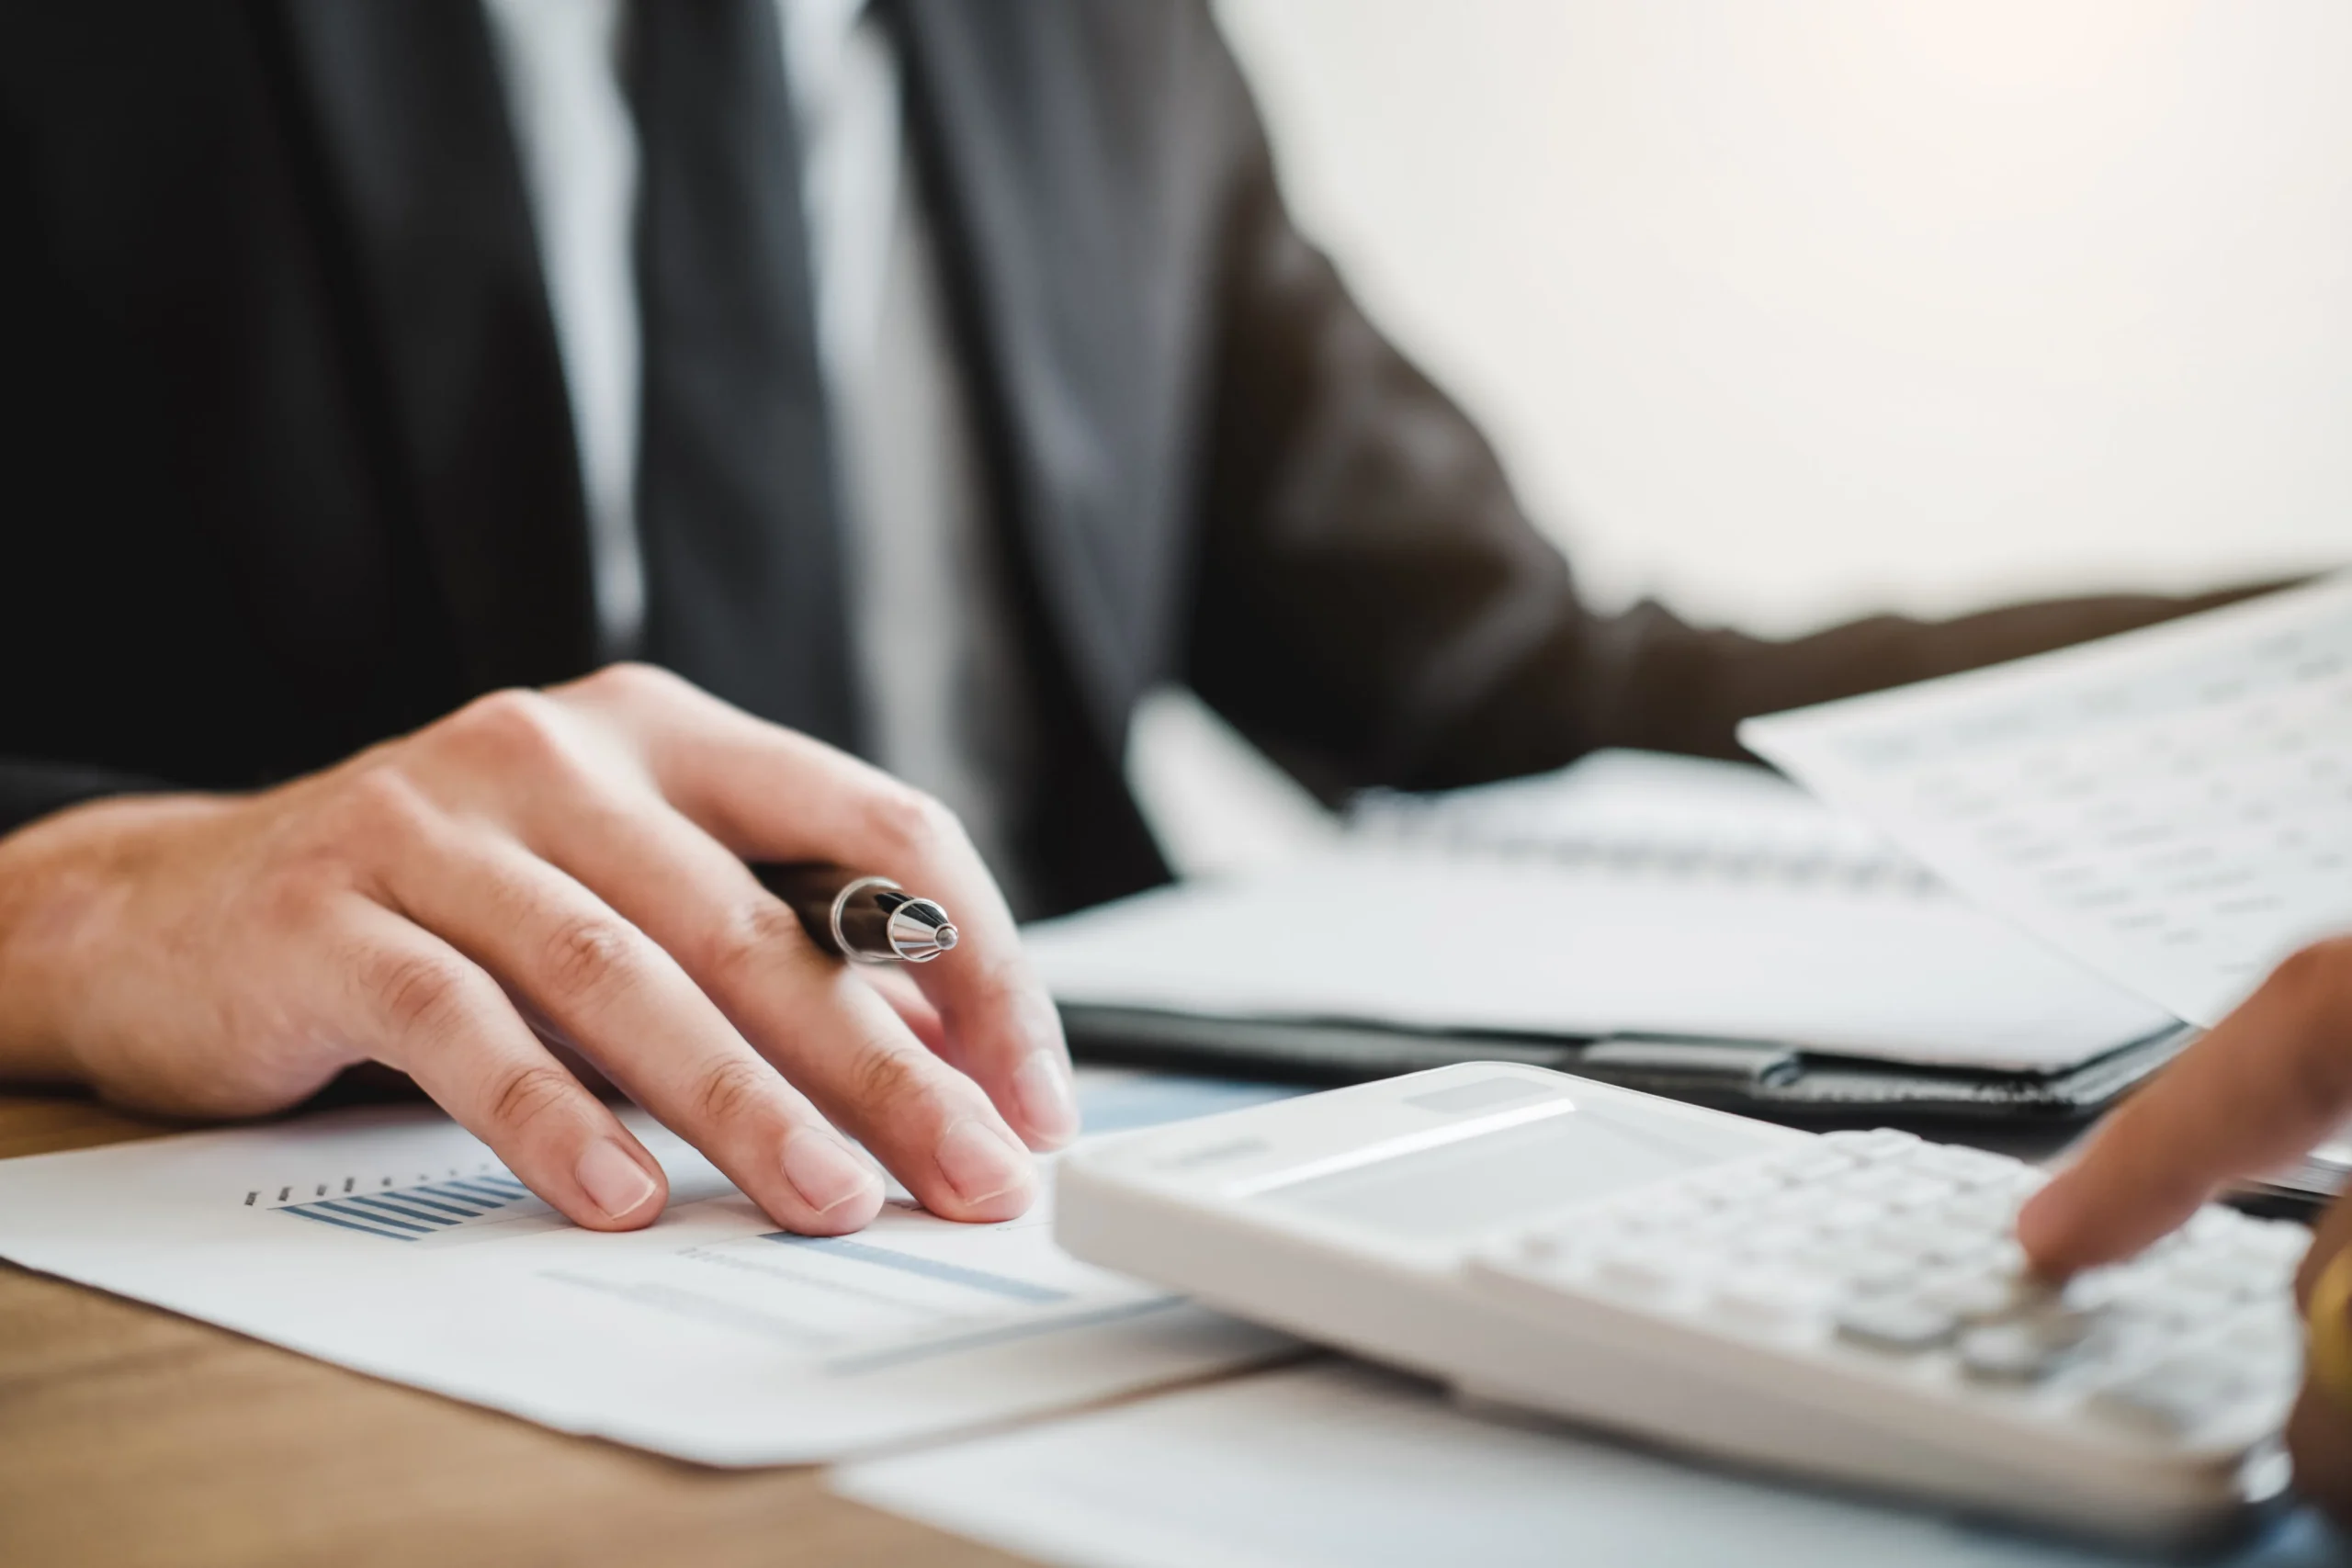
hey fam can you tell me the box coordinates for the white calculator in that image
[1055,1063,2309,1542]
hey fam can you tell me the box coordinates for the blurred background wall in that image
[1125,0,2352,877]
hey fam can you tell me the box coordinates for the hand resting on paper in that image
[0,665,1074,1235]
[2018,936,2352,1521]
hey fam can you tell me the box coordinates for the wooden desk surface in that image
[0,1093,1031,1568]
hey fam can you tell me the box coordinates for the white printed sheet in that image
[0,1071,1300,1464]
[1743,577,2352,1028]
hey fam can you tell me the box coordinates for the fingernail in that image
[575,1140,658,1221]
[782,1130,881,1216]
[1012,1051,1080,1145]
[937,1117,1032,1206]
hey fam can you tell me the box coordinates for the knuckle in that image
[849,1039,932,1122]
[578,660,683,705]
[538,914,641,1006]
[485,1062,584,1136]
[707,897,814,988]
[444,688,573,773]
[367,947,478,1042]
[257,859,345,932]
[860,783,961,859]
[337,765,438,847]
[691,1055,779,1127]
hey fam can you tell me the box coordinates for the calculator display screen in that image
[1259,1100,1775,1241]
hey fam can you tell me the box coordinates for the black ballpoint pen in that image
[753,862,961,964]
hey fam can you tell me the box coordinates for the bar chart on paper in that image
[243,1074,1302,1247]
[0,1075,1305,1462]
[251,1165,548,1241]
[532,1213,1185,1374]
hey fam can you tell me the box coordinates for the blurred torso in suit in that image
[0,0,2245,915]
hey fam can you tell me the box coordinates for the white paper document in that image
[0,1070,1300,1464]
[1027,855,2176,1074]
[836,1360,2339,1568]
[1744,578,2352,1029]
[1349,747,1931,887]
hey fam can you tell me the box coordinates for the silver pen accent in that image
[754,863,960,963]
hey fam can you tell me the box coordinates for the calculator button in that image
[2100,1285,2204,1335]
[1978,1239,2029,1280]
[1865,1222,1953,1263]
[1734,1221,1818,1261]
[2218,1303,2302,1365]
[1957,1312,2092,1383]
[2161,1257,2259,1304]
[2230,1222,2312,1269]
[1839,1253,1922,1293]
[2143,1270,2248,1326]
[1956,1329,2056,1383]
[1752,1189,1823,1225]
[1778,1148,1859,1183]
[1909,1145,2018,1189]
[1677,1213,1752,1251]
[1814,1196,1882,1232]
[1820,1129,1919,1162]
[2085,1351,2269,1441]
[1936,1191,2016,1231]
[1821,1168,1893,1203]
[1835,1294,1956,1353]
[1787,1239,1860,1278]
[1875,1175,1957,1212]
[1917,1270,2039,1324]
[1994,1167,2047,1199]
[1907,1224,1993,1267]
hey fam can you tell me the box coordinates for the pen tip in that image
[886,900,960,961]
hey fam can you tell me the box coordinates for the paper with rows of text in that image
[1743,577,2352,1030]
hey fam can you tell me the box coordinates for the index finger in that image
[574,667,1078,1150]
[2018,936,2352,1277]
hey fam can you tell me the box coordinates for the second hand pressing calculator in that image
[1055,1063,2308,1542]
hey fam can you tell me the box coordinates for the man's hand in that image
[0,665,1077,1236]
[2018,936,2352,1519]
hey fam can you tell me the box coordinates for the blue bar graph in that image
[760,1233,1073,1303]
[272,1171,534,1242]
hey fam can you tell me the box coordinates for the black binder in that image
[1047,750,2194,1133]
[1062,1004,2198,1129]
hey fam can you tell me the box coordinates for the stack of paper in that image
[1029,751,2178,1074]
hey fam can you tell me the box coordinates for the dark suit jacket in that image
[0,1,2259,917]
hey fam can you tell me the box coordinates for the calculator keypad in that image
[1476,1129,2309,1456]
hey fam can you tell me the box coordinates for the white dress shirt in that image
[481,0,1035,898]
